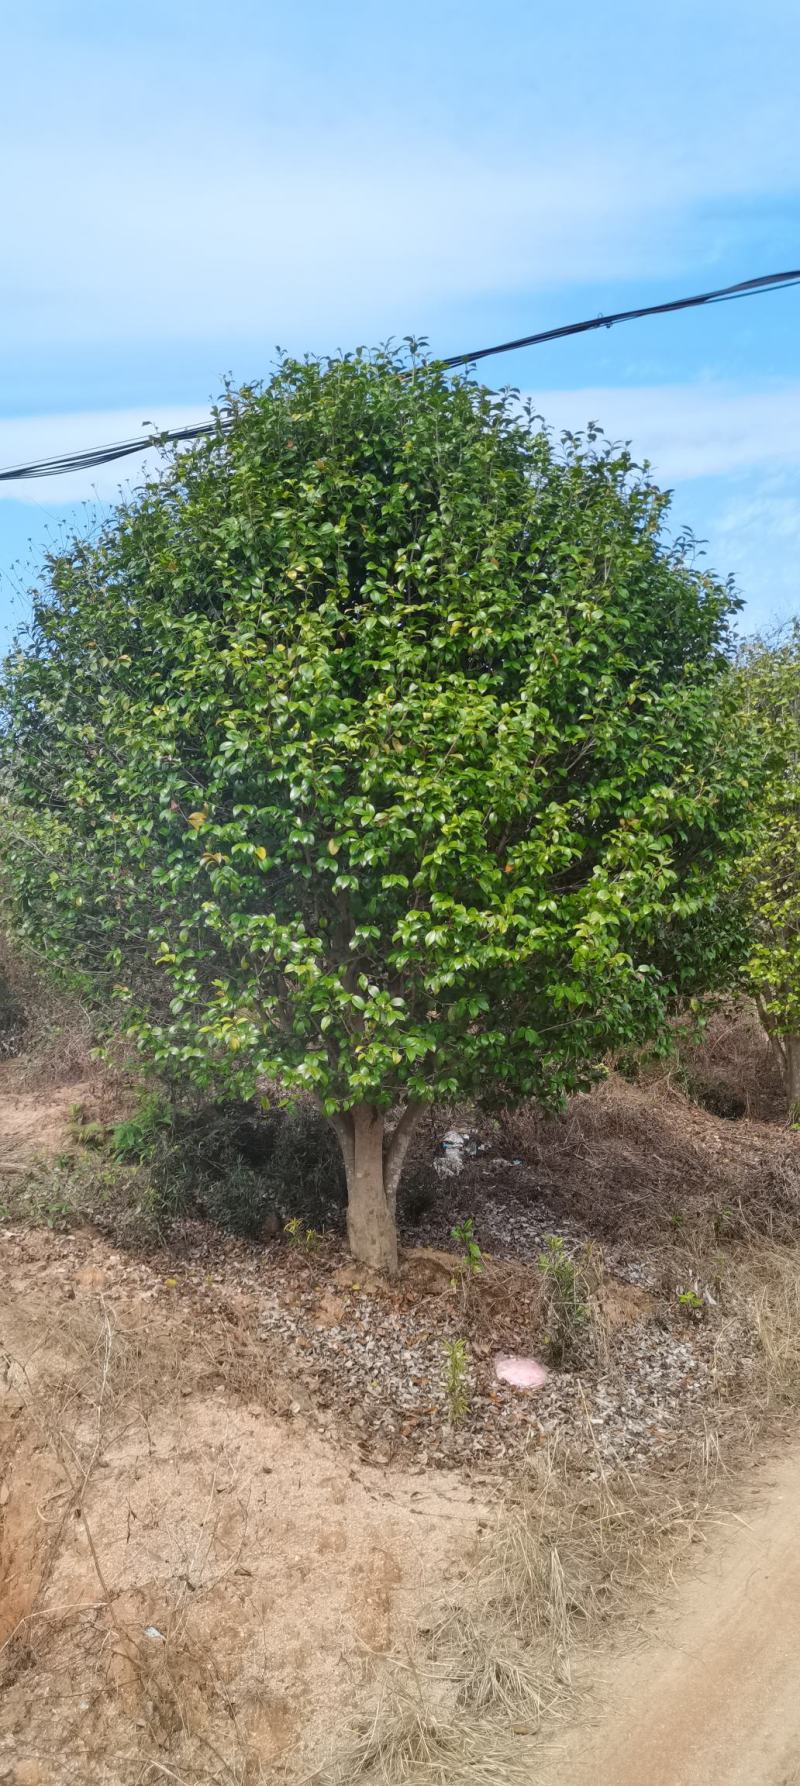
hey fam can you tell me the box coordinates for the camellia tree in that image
[739,626,800,1117]
[1,350,751,1268]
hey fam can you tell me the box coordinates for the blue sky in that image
[1,0,799,646]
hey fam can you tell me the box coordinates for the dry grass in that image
[683,1000,786,1124]
[0,930,96,1087]
[327,1706,533,1785]
[317,1427,720,1784]
[0,1281,297,1785]
[321,1225,800,1786]
[496,1012,800,1251]
[734,1244,800,1405]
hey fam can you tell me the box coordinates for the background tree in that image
[1,350,751,1268]
[739,626,800,1117]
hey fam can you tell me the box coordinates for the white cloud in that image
[0,145,675,344]
[712,476,800,631]
[526,382,800,484]
[3,4,800,354]
[1,122,796,351]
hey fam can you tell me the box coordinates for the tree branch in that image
[383,1101,424,1210]
[328,1110,355,1181]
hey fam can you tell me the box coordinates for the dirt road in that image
[537,1444,800,1786]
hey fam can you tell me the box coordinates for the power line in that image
[437,267,800,369]
[1,268,798,484]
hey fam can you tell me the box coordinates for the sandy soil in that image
[0,1077,106,1171]
[0,1226,490,1782]
[536,1443,800,1786]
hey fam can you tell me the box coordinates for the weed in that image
[451,1217,484,1278]
[43,1197,74,1230]
[284,1215,324,1250]
[443,1338,471,1425]
[676,1286,706,1320]
[537,1235,595,1367]
[68,1103,108,1149]
[713,1203,739,1241]
[450,1218,484,1308]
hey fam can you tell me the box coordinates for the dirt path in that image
[536,1444,800,1786]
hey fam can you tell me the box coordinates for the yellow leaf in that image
[187,810,208,830]
[254,845,267,861]
[327,838,340,856]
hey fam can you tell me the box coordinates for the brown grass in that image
[0,931,97,1087]
[496,1011,799,1251]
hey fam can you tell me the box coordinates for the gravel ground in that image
[254,1251,728,1469]
[404,1156,660,1287]
[1,1171,755,1475]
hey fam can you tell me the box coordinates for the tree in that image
[1,350,751,1268]
[739,626,800,1117]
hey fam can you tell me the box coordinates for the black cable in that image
[0,421,220,483]
[437,267,800,369]
[1,268,798,483]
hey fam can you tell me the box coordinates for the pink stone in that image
[494,1354,549,1389]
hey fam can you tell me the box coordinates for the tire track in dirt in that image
[536,1444,800,1786]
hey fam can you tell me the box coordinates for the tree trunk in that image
[754,999,800,1122]
[786,1035,800,1123]
[329,1102,423,1274]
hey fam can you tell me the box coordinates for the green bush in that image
[739,626,800,1117]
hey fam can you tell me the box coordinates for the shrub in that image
[114,1096,346,1238]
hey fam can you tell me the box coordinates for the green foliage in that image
[451,1216,484,1276]
[112,1094,172,1161]
[443,1337,471,1425]
[538,1235,592,1366]
[676,1286,706,1319]
[1,348,751,1137]
[283,1214,324,1250]
[738,626,800,1109]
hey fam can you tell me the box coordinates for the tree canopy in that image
[1,349,751,1265]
